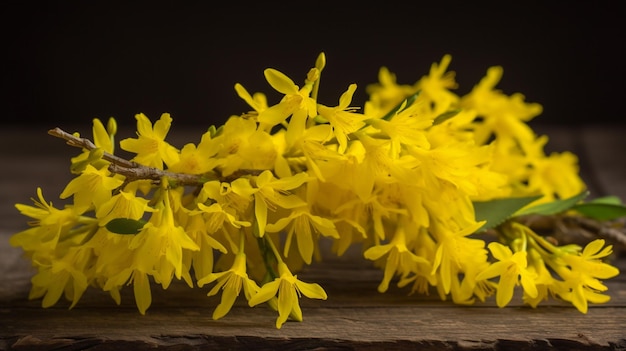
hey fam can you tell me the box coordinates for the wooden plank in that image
[2,251,626,350]
[2,305,625,350]
[1,126,625,350]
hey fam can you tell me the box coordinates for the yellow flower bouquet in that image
[10,53,624,329]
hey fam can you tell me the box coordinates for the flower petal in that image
[295,280,327,300]
[264,69,299,95]
[213,288,238,320]
[248,280,280,307]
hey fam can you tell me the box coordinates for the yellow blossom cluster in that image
[10,53,620,328]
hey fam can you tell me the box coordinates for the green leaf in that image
[515,190,589,217]
[571,202,626,221]
[432,109,461,126]
[583,195,623,205]
[473,195,543,232]
[380,92,420,121]
[105,218,147,235]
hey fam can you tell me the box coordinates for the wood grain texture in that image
[1,125,625,350]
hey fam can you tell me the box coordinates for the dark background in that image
[4,1,624,130]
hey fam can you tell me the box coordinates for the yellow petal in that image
[92,118,113,153]
[363,244,392,261]
[520,273,538,298]
[270,172,310,191]
[133,271,152,315]
[295,280,327,300]
[40,273,68,308]
[265,215,294,233]
[198,271,227,289]
[571,285,588,314]
[588,262,620,279]
[475,261,507,281]
[153,113,173,140]
[584,289,611,304]
[487,242,513,261]
[296,228,314,265]
[264,69,298,95]
[235,83,262,112]
[276,282,297,329]
[213,288,238,320]
[134,113,152,136]
[271,194,307,210]
[258,101,294,126]
[495,274,516,307]
[338,84,357,109]
[254,196,268,237]
[248,280,280,307]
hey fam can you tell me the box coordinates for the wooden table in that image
[1,124,625,350]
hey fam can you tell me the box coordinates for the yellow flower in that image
[102,191,200,315]
[167,131,220,174]
[366,98,432,155]
[461,65,541,146]
[129,191,200,289]
[522,248,558,308]
[364,66,416,118]
[431,220,487,296]
[12,52,620,323]
[235,83,269,115]
[198,252,260,320]
[120,113,180,169]
[211,116,279,176]
[248,171,309,237]
[86,227,135,304]
[363,220,429,293]
[334,192,407,241]
[256,68,317,127]
[414,54,459,115]
[457,261,496,304]
[291,124,336,181]
[70,118,115,170]
[181,211,228,281]
[196,202,251,234]
[248,262,327,329]
[187,201,251,255]
[317,83,365,153]
[526,140,586,202]
[556,239,619,313]
[266,206,339,264]
[100,243,152,313]
[476,242,538,307]
[350,134,412,201]
[28,246,91,309]
[11,188,84,253]
[95,190,153,226]
[200,180,253,214]
[60,164,124,211]
[408,142,487,197]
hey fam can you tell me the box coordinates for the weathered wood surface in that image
[1,124,625,351]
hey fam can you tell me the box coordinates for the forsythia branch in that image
[8,53,619,325]
[564,216,626,250]
[521,213,626,252]
[48,127,208,186]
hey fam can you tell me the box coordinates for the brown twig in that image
[48,127,208,186]
[562,216,626,249]
[48,127,271,187]
[521,213,626,253]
